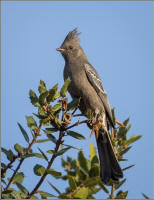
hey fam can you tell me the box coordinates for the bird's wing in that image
[84,63,114,128]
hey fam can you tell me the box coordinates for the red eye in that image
[69,45,73,50]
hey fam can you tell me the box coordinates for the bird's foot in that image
[90,121,107,138]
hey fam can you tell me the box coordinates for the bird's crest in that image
[63,28,80,44]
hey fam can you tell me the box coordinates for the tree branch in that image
[65,120,88,130]
[110,184,115,199]
[1,155,19,178]
[4,124,42,191]
[27,130,65,198]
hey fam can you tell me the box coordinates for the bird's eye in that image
[69,45,73,50]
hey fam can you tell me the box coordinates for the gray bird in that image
[57,28,123,183]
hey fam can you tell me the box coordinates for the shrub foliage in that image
[1,79,145,199]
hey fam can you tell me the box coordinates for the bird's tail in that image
[96,129,123,184]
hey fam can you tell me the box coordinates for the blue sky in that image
[1,1,153,199]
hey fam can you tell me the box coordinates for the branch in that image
[4,157,24,191]
[66,183,84,198]
[4,124,42,191]
[110,184,115,199]
[65,120,88,130]
[27,130,65,198]
[1,155,19,177]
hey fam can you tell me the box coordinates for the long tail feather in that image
[96,130,123,184]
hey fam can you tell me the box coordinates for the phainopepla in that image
[57,28,123,183]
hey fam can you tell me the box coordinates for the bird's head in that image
[57,28,85,61]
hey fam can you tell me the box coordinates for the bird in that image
[56,28,123,184]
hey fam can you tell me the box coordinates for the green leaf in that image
[38,147,48,161]
[33,164,45,176]
[66,156,77,169]
[74,187,89,199]
[2,148,14,161]
[2,190,13,194]
[14,144,23,153]
[67,130,85,140]
[10,172,24,184]
[63,143,82,151]
[48,181,61,195]
[38,107,46,116]
[68,176,77,190]
[40,116,50,125]
[36,139,51,143]
[10,190,22,199]
[2,189,16,199]
[46,150,55,154]
[142,193,150,199]
[30,195,38,199]
[117,126,127,140]
[16,183,28,195]
[44,128,58,134]
[17,123,29,143]
[115,190,128,199]
[78,151,89,172]
[23,153,44,159]
[98,179,109,193]
[56,147,71,156]
[46,84,59,102]
[38,80,47,94]
[111,108,116,126]
[67,98,80,110]
[125,134,142,146]
[123,118,130,126]
[54,91,60,100]
[26,116,37,130]
[122,164,135,171]
[119,146,132,156]
[89,142,96,161]
[115,178,126,189]
[60,77,71,97]
[29,90,40,107]
[84,177,99,187]
[33,113,47,120]
[89,164,99,177]
[91,155,99,165]
[37,190,56,198]
[47,169,61,178]
[46,133,57,144]
[39,91,48,105]
[88,187,101,196]
[51,103,62,113]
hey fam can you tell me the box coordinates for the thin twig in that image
[71,107,78,115]
[110,183,115,199]
[65,120,88,130]
[1,155,19,177]
[66,183,84,198]
[4,158,24,190]
[73,114,84,117]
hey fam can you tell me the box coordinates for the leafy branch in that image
[1,79,146,199]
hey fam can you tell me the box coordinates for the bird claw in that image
[90,121,106,138]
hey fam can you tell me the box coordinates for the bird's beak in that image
[56,48,65,52]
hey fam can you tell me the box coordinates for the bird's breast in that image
[63,62,105,116]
